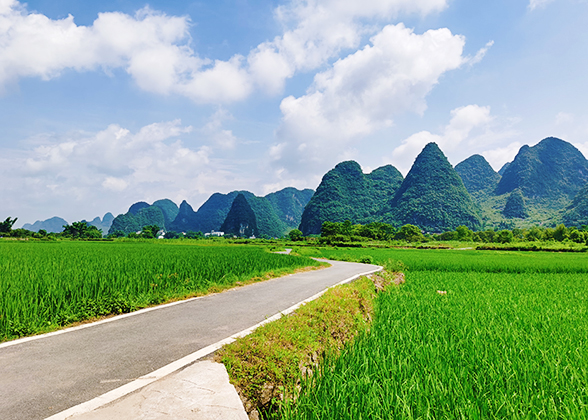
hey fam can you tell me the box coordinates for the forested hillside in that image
[381,143,482,232]
[299,161,403,235]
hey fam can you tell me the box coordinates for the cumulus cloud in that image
[268,23,467,179]
[0,0,452,101]
[248,0,448,93]
[390,105,493,173]
[0,1,251,102]
[0,119,260,223]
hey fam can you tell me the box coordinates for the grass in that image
[277,248,588,419]
[0,241,321,341]
[216,275,392,418]
[293,246,588,274]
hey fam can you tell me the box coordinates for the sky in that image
[1,0,588,226]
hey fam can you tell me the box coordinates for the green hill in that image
[22,217,68,233]
[495,137,588,203]
[455,154,501,196]
[562,184,588,227]
[498,162,511,176]
[265,188,315,230]
[381,143,482,232]
[502,189,528,219]
[109,200,177,235]
[168,188,313,237]
[152,199,179,227]
[128,202,150,215]
[220,193,259,237]
[299,161,403,235]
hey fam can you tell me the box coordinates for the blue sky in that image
[1,0,588,226]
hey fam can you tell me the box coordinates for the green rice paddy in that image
[280,248,588,419]
[0,241,318,341]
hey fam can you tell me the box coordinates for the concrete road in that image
[0,260,380,420]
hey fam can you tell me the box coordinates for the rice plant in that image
[0,241,318,341]
[280,251,588,419]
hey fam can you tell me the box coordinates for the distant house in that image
[205,230,225,237]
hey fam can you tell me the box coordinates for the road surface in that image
[0,259,380,420]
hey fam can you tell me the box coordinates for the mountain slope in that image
[22,217,68,233]
[85,213,114,234]
[502,189,528,219]
[495,137,588,203]
[220,193,259,237]
[381,142,482,232]
[152,199,179,227]
[562,184,588,227]
[299,161,403,235]
[109,201,172,235]
[455,154,501,196]
[265,188,315,230]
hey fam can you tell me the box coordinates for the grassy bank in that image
[217,272,400,419]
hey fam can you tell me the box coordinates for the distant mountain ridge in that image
[108,187,314,238]
[19,137,588,235]
[22,213,114,234]
[22,217,69,233]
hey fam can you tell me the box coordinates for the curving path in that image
[0,259,381,420]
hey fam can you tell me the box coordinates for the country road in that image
[0,259,381,420]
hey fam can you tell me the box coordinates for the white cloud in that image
[468,40,494,65]
[268,23,467,179]
[281,24,466,139]
[391,105,493,173]
[0,0,451,102]
[0,1,252,102]
[529,0,557,10]
[0,120,258,222]
[248,0,448,94]
[200,108,238,150]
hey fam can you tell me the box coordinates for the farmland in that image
[279,248,588,419]
[0,241,320,341]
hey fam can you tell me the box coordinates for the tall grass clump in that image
[280,270,588,419]
[0,241,320,341]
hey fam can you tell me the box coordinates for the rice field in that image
[296,246,588,274]
[0,241,319,341]
[280,248,588,419]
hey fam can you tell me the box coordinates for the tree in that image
[62,221,102,239]
[455,225,473,241]
[164,231,181,239]
[395,224,424,242]
[321,221,340,237]
[0,217,17,233]
[185,231,204,239]
[553,224,569,242]
[497,230,513,243]
[288,229,303,241]
[141,225,160,239]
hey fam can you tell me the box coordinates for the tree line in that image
[0,217,209,240]
[317,220,588,245]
